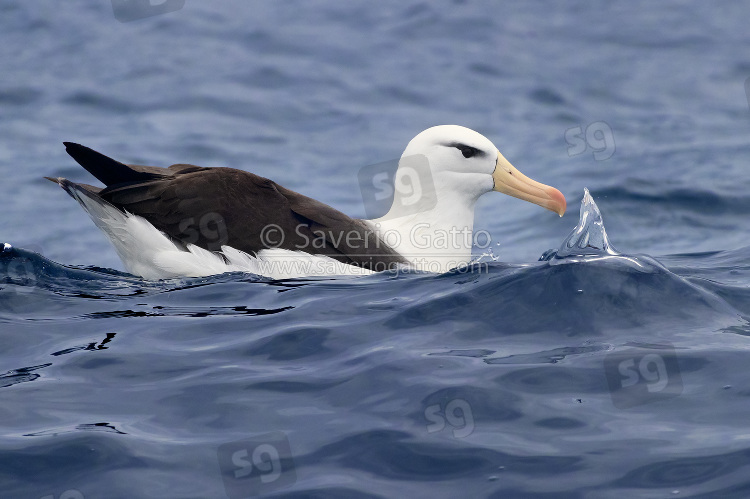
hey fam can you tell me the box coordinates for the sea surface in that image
[3,1,750,498]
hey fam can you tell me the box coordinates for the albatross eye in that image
[455,144,481,159]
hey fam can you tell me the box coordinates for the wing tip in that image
[61,142,164,187]
[62,141,87,156]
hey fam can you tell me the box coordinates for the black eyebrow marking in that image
[448,143,484,158]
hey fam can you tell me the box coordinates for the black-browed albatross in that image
[46,125,566,279]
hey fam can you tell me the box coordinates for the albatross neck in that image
[366,195,479,272]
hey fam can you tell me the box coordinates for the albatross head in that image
[370,125,566,271]
[399,125,566,216]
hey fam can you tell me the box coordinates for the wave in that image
[1,189,745,343]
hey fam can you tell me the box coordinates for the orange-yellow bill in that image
[492,151,566,216]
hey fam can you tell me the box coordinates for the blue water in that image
[3,1,750,497]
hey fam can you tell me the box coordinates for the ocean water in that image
[2,1,750,498]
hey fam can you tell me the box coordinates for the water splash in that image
[541,188,620,261]
[559,187,619,257]
[471,243,501,265]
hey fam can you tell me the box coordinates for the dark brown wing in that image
[60,143,407,270]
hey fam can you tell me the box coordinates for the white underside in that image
[72,190,377,280]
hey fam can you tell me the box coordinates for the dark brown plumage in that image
[49,143,407,271]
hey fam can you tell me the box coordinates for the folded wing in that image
[56,143,406,270]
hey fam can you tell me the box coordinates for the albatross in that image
[46,125,566,279]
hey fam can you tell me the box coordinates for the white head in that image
[370,125,566,270]
[386,125,566,219]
